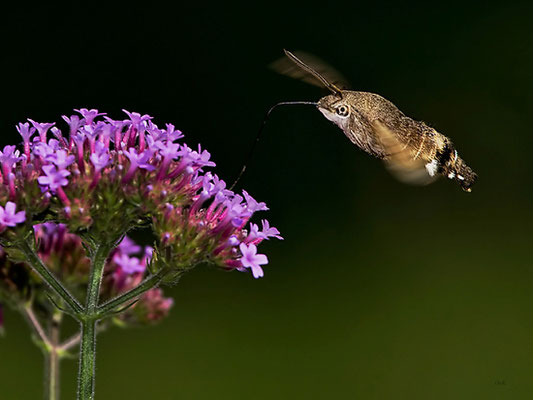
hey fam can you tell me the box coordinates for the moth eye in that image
[336,105,349,117]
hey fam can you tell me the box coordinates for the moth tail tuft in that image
[447,157,477,192]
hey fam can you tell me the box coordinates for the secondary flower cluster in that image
[0,224,173,333]
[104,235,174,324]
[2,109,282,278]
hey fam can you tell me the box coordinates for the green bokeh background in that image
[2,2,533,399]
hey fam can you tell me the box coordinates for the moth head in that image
[317,94,352,129]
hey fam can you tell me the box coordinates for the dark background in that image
[2,2,533,399]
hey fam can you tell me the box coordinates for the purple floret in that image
[260,219,283,240]
[38,165,70,191]
[239,243,268,279]
[90,153,110,171]
[242,190,268,213]
[75,108,106,125]
[117,236,142,256]
[0,146,22,173]
[28,119,55,142]
[51,150,75,169]
[0,201,26,227]
[113,253,146,274]
[16,122,35,143]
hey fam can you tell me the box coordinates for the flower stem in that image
[23,305,51,348]
[19,240,83,314]
[77,319,97,400]
[85,243,111,313]
[23,305,62,400]
[97,267,170,316]
[77,242,112,400]
[45,312,62,400]
[59,332,82,352]
[44,349,60,400]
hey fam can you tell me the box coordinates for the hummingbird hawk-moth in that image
[271,50,478,192]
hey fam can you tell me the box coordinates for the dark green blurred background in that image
[2,2,533,399]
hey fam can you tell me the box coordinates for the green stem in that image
[84,243,111,313]
[19,240,83,314]
[77,319,97,400]
[97,267,170,316]
[77,242,112,400]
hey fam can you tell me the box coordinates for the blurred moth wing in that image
[270,50,350,95]
[370,120,437,185]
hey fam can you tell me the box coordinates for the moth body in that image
[317,91,477,191]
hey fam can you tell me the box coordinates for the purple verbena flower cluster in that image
[3,109,282,278]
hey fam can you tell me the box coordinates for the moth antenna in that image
[283,49,344,96]
[229,101,317,191]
